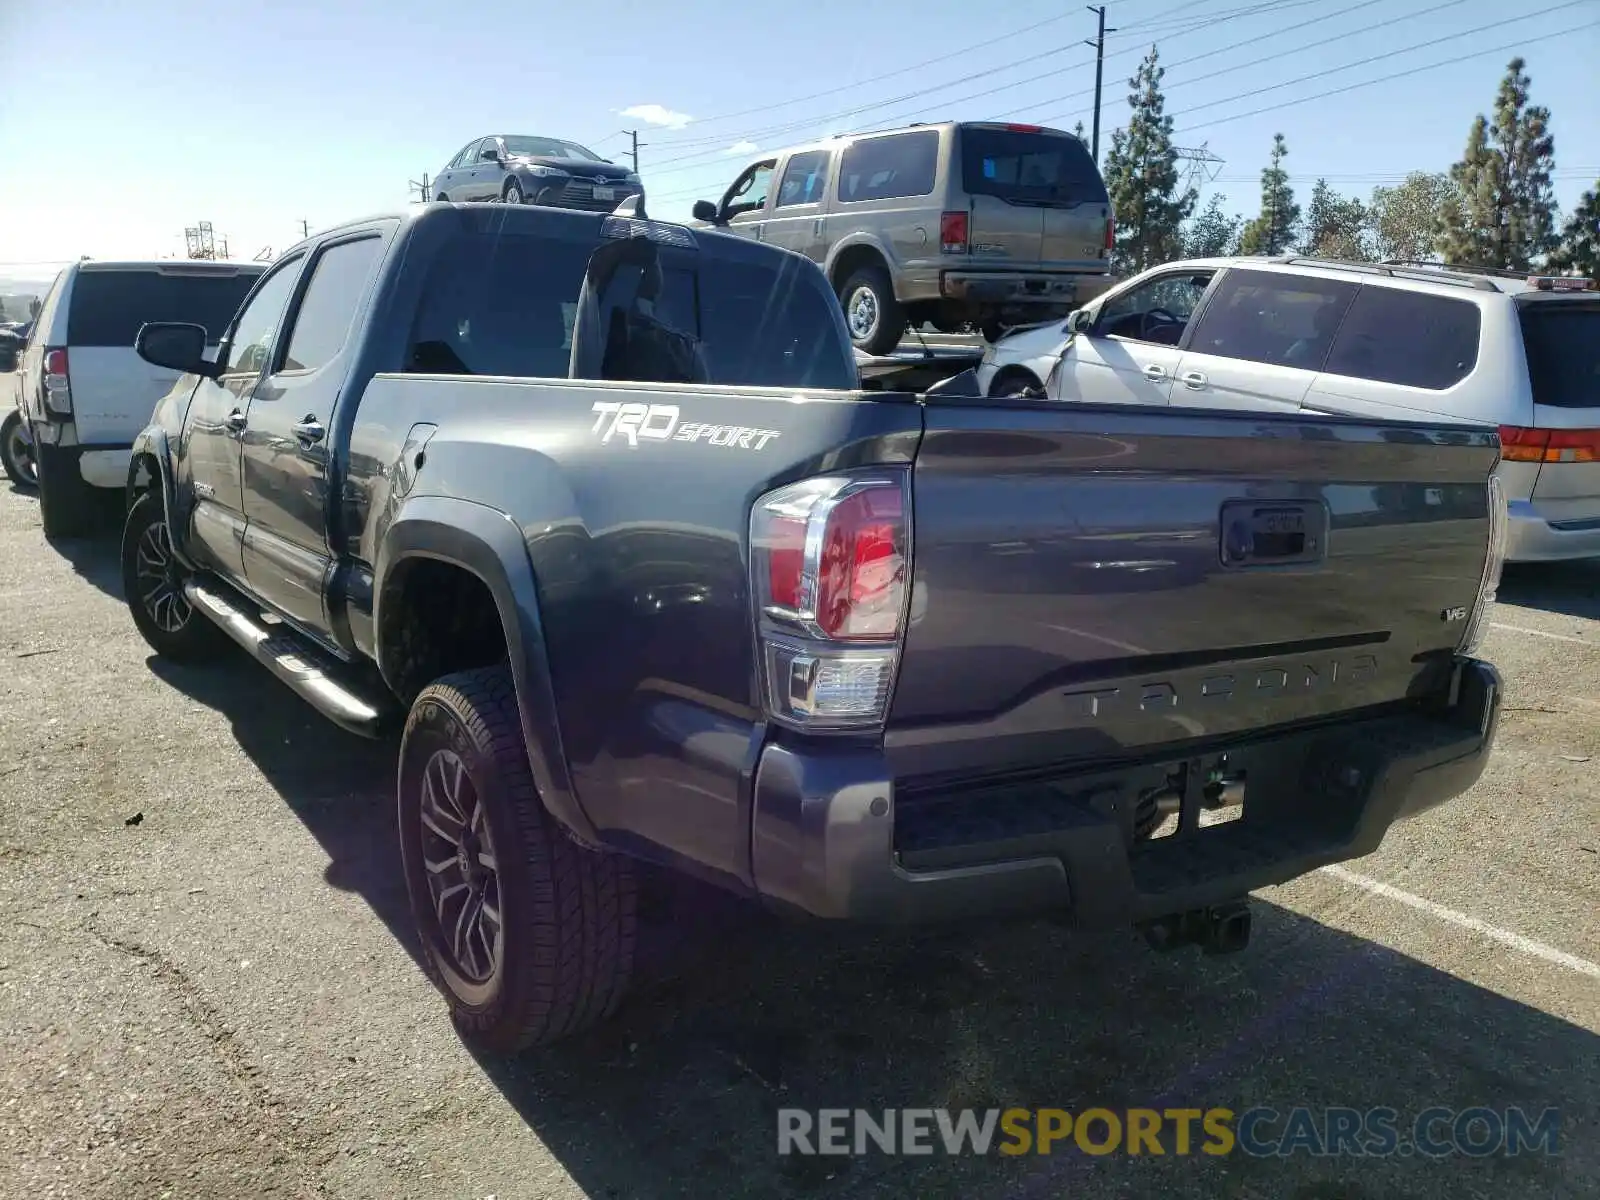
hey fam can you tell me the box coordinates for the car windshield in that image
[501,135,603,162]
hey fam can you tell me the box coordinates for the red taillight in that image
[940,210,969,255]
[1004,124,1043,134]
[1498,425,1600,464]
[751,474,910,729]
[815,486,905,639]
[44,347,68,377]
[1104,214,1115,253]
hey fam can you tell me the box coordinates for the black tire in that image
[839,264,905,355]
[979,320,1006,344]
[2,410,37,488]
[502,179,524,205]
[400,665,638,1053]
[991,369,1043,398]
[121,491,228,662]
[434,190,449,203]
[35,441,99,539]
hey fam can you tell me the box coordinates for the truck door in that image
[239,230,389,636]
[181,255,304,583]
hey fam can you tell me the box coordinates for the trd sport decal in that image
[590,401,783,450]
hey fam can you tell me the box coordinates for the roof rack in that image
[1265,256,1500,292]
[1378,258,1530,282]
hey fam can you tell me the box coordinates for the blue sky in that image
[0,0,1595,274]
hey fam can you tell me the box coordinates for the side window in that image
[1322,286,1481,390]
[279,237,385,373]
[448,141,478,169]
[1097,272,1214,345]
[837,130,939,203]
[1185,269,1359,369]
[222,257,303,377]
[775,151,831,208]
[723,160,776,218]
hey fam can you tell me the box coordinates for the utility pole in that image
[408,173,432,204]
[299,219,310,239]
[624,130,643,173]
[1085,6,1116,166]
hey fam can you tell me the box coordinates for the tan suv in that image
[692,121,1115,354]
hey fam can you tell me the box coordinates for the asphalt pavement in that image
[0,481,1595,1200]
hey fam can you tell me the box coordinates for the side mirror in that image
[136,322,217,378]
[479,148,502,163]
[692,199,720,225]
[1066,308,1095,335]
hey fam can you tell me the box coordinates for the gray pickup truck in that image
[121,200,1507,1053]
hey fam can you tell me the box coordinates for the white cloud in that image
[620,104,692,130]
[726,140,759,155]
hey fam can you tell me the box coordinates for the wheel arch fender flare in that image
[376,494,598,846]
[126,425,198,571]
[825,235,894,291]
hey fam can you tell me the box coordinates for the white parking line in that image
[1490,622,1594,646]
[1322,864,1600,980]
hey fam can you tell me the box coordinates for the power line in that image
[1173,17,1599,139]
[649,8,1079,135]
[994,0,1391,123]
[644,0,1226,165]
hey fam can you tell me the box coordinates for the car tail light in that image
[1498,425,1600,463]
[1104,214,1115,254]
[750,472,912,730]
[1527,275,1598,291]
[42,346,72,418]
[1458,474,1507,658]
[1004,124,1043,134]
[940,210,969,255]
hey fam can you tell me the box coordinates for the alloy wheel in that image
[419,748,503,984]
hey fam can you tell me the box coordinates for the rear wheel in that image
[121,491,227,662]
[400,665,638,1052]
[35,443,99,539]
[434,190,450,203]
[1,411,36,488]
[839,264,905,356]
[991,369,1044,398]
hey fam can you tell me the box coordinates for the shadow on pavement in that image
[92,530,1593,1200]
[1499,561,1600,622]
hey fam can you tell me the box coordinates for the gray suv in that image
[692,121,1114,353]
[433,134,643,212]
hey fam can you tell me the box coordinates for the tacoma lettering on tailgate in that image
[1063,653,1380,720]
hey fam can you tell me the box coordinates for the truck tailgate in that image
[889,402,1498,775]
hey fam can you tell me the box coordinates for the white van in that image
[19,259,264,536]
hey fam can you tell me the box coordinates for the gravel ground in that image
[0,480,1595,1200]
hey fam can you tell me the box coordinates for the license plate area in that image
[1219,500,1327,568]
[592,185,615,202]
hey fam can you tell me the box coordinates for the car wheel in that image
[1,410,37,488]
[434,190,449,203]
[979,321,1006,344]
[121,491,228,662]
[991,370,1044,399]
[840,265,906,356]
[502,180,525,205]
[400,664,638,1053]
[35,442,100,539]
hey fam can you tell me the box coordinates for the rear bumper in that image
[1504,499,1600,562]
[749,659,1501,925]
[32,430,132,490]
[940,270,1113,306]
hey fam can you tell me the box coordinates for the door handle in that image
[813,218,824,237]
[1181,371,1207,390]
[290,416,325,443]
[224,409,247,433]
[1141,364,1166,380]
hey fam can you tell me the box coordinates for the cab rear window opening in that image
[402,230,856,390]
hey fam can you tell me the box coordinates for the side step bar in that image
[184,579,397,739]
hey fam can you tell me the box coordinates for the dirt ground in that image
[0,480,1595,1200]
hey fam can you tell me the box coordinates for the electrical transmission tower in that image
[184,221,217,260]
[253,246,274,262]
[408,173,432,203]
[1173,144,1224,193]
